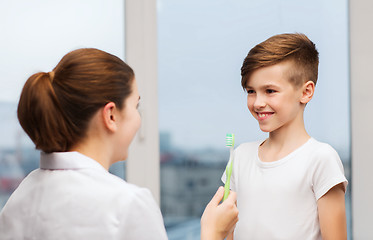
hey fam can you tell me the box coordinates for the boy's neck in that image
[269,110,309,144]
[259,120,310,162]
[270,123,309,141]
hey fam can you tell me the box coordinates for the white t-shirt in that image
[0,152,168,240]
[221,138,347,240]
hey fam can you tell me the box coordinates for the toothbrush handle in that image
[223,148,234,201]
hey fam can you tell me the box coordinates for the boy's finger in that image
[209,186,225,206]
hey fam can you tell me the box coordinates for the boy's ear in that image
[300,81,315,104]
[102,102,118,132]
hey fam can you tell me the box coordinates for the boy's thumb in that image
[210,186,225,206]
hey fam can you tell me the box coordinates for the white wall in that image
[350,0,373,239]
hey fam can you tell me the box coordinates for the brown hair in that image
[241,33,319,89]
[17,48,134,153]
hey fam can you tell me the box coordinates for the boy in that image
[222,33,347,239]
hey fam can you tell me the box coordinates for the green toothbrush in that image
[223,133,235,201]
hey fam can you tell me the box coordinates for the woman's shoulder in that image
[99,171,152,198]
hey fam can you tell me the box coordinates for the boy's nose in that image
[253,95,266,109]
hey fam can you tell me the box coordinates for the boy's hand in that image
[201,186,239,240]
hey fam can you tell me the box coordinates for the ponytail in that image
[17,72,73,152]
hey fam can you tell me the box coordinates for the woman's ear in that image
[300,81,315,104]
[102,102,117,132]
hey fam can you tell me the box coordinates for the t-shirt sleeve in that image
[311,145,348,200]
[118,188,168,240]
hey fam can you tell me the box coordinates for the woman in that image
[0,48,238,240]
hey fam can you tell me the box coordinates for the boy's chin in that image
[259,126,272,133]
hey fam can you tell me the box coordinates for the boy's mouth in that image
[256,112,273,120]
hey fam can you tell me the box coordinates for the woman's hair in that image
[241,33,319,89]
[17,48,134,153]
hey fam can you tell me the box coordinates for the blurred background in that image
[0,0,353,239]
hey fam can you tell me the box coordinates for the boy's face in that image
[245,61,306,133]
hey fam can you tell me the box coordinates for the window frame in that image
[350,0,373,238]
[125,0,160,204]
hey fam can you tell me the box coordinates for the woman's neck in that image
[70,140,112,171]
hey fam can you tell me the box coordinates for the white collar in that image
[40,151,107,171]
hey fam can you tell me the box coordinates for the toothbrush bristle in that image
[225,133,235,147]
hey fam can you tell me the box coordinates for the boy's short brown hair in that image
[241,33,319,89]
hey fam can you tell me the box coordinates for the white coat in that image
[0,152,168,240]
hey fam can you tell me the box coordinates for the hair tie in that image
[49,71,55,82]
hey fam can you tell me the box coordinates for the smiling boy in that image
[222,33,347,239]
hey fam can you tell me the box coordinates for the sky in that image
[0,0,350,160]
[0,0,124,149]
[0,0,125,102]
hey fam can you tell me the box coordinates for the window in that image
[1,1,356,238]
[0,0,125,208]
[158,0,351,239]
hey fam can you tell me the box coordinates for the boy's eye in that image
[246,89,255,94]
[266,89,276,94]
